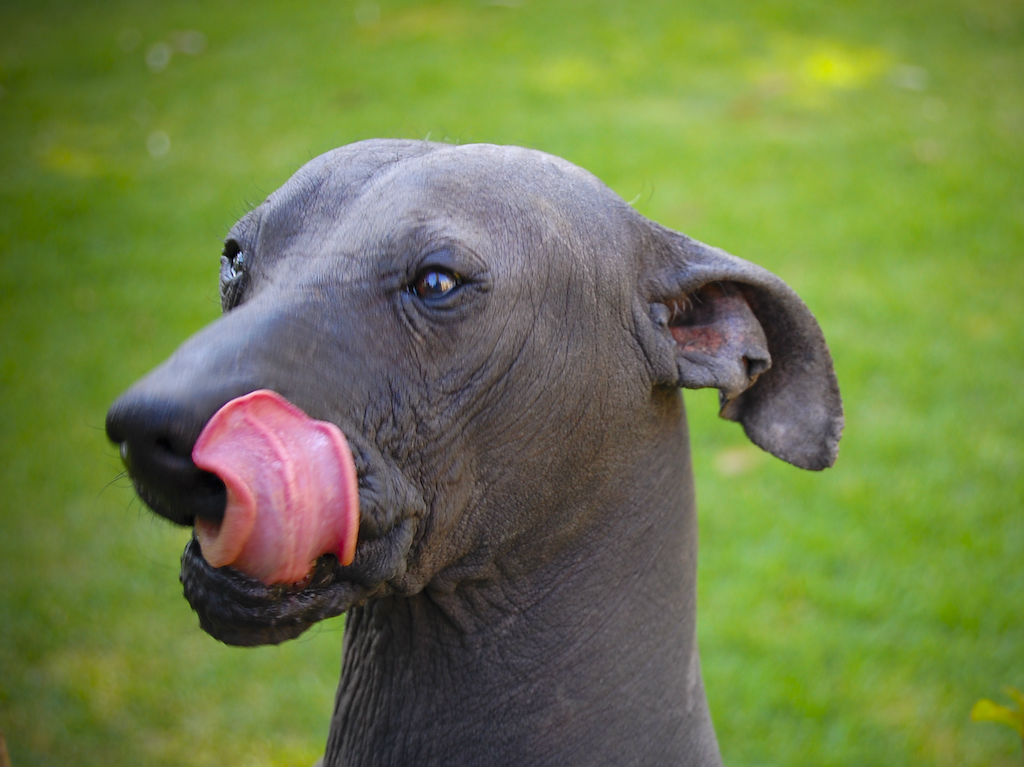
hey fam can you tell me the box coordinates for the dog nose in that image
[107,391,227,526]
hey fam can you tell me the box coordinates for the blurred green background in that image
[1,0,1021,764]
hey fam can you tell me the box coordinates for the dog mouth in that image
[108,380,430,645]
[179,390,424,645]
[111,387,423,646]
[180,510,421,646]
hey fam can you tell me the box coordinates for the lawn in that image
[1,0,1021,764]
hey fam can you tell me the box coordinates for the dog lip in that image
[180,537,367,646]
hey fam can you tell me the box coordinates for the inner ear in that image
[664,282,771,402]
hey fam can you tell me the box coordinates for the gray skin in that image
[106,140,842,767]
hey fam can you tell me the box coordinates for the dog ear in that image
[639,224,843,470]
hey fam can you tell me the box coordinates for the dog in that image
[107,140,841,766]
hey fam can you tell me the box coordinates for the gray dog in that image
[107,140,842,766]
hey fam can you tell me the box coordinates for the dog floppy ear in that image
[639,225,843,470]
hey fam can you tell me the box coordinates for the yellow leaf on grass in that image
[971,698,1024,737]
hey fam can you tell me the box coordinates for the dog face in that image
[107,140,841,645]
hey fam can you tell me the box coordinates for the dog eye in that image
[220,239,248,309]
[223,240,246,280]
[410,268,462,300]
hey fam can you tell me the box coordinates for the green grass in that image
[1,0,1021,764]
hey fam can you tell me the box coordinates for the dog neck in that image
[324,393,722,766]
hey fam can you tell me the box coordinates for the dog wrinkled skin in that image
[107,140,842,766]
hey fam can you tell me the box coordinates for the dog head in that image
[107,140,841,645]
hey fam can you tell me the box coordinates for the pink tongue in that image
[190,390,359,585]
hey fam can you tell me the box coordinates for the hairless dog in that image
[107,140,842,766]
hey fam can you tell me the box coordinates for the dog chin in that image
[179,537,367,646]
